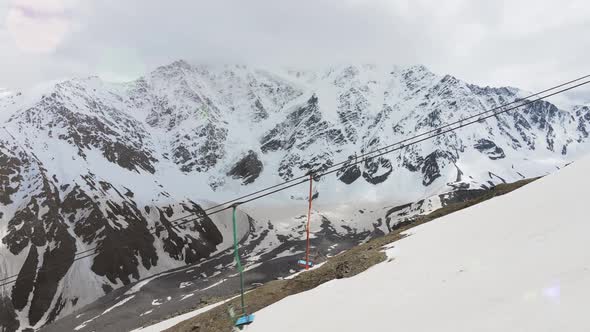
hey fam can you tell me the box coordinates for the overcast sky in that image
[1,0,589,102]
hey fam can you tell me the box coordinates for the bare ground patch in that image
[166,178,537,332]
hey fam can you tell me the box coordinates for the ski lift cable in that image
[0,252,98,288]
[163,73,590,224]
[166,78,590,276]
[1,77,588,287]
[200,78,590,215]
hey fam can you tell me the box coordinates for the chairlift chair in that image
[235,313,255,327]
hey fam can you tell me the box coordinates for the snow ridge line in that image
[1,76,589,289]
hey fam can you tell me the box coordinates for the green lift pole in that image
[231,203,254,327]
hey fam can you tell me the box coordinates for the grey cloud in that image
[0,0,589,102]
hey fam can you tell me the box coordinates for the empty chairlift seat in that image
[235,314,255,327]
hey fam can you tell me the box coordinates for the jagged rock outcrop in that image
[227,150,264,185]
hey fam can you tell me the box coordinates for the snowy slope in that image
[250,155,590,332]
[1,61,590,331]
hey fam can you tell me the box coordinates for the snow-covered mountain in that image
[249,151,590,332]
[0,61,589,331]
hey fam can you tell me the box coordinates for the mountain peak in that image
[151,59,195,78]
[408,64,429,72]
[169,59,192,69]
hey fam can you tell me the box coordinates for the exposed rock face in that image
[227,151,263,185]
[173,124,228,172]
[419,150,456,186]
[362,157,393,184]
[337,161,362,184]
[0,141,23,206]
[0,296,18,332]
[14,83,158,174]
[1,62,589,331]
[474,139,506,160]
[0,132,233,331]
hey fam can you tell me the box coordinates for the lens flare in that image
[5,0,76,54]
[542,281,561,304]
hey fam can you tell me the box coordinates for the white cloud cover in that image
[0,0,589,102]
